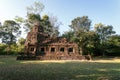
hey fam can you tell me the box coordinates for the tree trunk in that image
[80,47,83,55]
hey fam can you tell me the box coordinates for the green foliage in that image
[0,43,25,55]
[17,38,25,54]
[84,31,100,55]
[14,1,60,37]
[41,15,52,34]
[0,20,21,44]
[69,16,91,32]
[25,1,44,32]
[105,35,120,56]
[107,35,120,47]
[68,16,92,55]
[94,23,115,43]
[16,13,40,32]
[94,23,116,56]
[0,43,7,55]
[18,38,26,45]
[0,38,25,55]
[42,15,49,20]
[15,1,44,32]
[62,30,75,41]
[17,45,25,54]
[28,13,41,23]
[9,44,18,55]
[47,14,60,37]
[14,16,24,23]
[23,13,60,37]
[0,1,120,56]
[26,1,45,14]
[0,20,21,55]
[64,16,119,56]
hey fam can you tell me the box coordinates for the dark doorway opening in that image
[68,48,73,53]
[51,48,55,52]
[30,48,34,51]
[60,48,64,52]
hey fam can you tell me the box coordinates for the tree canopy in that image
[94,23,115,43]
[0,20,21,44]
[69,16,91,32]
[26,1,45,14]
[65,16,92,55]
[0,1,120,56]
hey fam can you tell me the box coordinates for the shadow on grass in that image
[0,56,120,80]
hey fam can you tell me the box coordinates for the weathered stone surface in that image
[17,22,84,60]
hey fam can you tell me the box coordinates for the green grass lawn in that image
[0,56,120,80]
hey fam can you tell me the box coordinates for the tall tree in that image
[105,35,120,56]
[18,38,26,45]
[15,1,60,37]
[0,43,7,55]
[0,20,21,54]
[69,16,91,32]
[0,22,1,28]
[41,15,60,37]
[94,23,115,43]
[26,1,45,14]
[85,31,100,55]
[94,23,115,56]
[1,20,21,44]
[24,13,41,32]
[39,15,52,36]
[25,1,44,32]
[62,30,75,42]
[0,22,2,38]
[69,16,92,55]
[17,38,26,54]
[49,14,61,37]
[15,1,44,32]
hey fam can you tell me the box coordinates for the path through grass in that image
[0,56,120,80]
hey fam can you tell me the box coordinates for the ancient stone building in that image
[18,22,83,60]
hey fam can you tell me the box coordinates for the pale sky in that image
[0,0,120,36]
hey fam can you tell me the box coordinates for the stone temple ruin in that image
[17,22,85,60]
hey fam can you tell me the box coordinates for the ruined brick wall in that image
[23,22,82,60]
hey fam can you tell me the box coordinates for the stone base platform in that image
[17,55,91,60]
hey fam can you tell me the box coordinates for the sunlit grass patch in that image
[20,60,83,64]
[0,56,120,80]
[93,57,120,63]
[21,60,66,64]
[0,62,4,64]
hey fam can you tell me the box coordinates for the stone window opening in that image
[30,48,34,51]
[40,48,45,52]
[60,47,64,52]
[68,48,73,52]
[51,48,55,52]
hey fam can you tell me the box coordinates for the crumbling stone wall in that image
[20,22,83,60]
